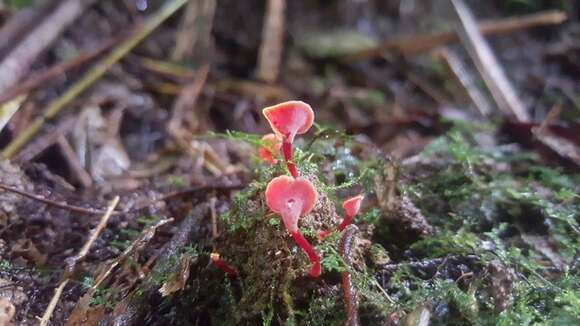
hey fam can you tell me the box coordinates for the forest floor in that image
[0,0,578,325]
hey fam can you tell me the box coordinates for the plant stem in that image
[291,230,320,277]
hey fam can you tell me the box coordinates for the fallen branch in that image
[345,10,566,61]
[39,196,119,326]
[1,0,189,159]
[0,183,115,215]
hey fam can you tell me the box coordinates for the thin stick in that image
[1,0,189,159]
[71,196,119,263]
[0,183,114,215]
[39,196,119,326]
[345,10,566,60]
[38,279,69,326]
[91,217,173,291]
[450,0,530,122]
[436,48,493,116]
[0,0,98,93]
[56,135,93,188]
[0,37,119,106]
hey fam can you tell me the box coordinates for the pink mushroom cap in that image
[262,101,314,143]
[265,175,318,232]
[342,194,364,218]
[258,133,281,165]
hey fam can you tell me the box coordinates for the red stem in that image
[337,213,355,232]
[282,137,298,178]
[211,255,238,277]
[291,230,321,277]
[319,213,355,239]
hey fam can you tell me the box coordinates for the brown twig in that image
[450,0,530,122]
[340,225,360,326]
[0,37,119,106]
[345,10,566,61]
[39,196,119,326]
[0,183,113,215]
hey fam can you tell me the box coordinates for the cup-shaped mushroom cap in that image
[262,101,314,143]
[265,175,318,232]
[258,133,281,164]
[342,194,364,218]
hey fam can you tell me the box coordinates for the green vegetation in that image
[174,124,579,324]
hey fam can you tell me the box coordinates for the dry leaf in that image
[159,254,192,297]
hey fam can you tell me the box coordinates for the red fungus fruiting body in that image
[319,194,364,239]
[262,101,314,178]
[210,253,238,277]
[258,133,281,165]
[337,194,364,231]
[265,175,321,277]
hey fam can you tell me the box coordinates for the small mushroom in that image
[258,133,281,165]
[319,194,364,239]
[210,252,238,277]
[265,175,321,277]
[263,101,314,178]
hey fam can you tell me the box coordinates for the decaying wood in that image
[256,0,286,83]
[0,0,98,94]
[450,0,530,122]
[345,9,566,60]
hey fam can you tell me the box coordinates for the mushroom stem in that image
[281,138,298,178]
[210,253,238,277]
[291,230,321,278]
[337,213,355,232]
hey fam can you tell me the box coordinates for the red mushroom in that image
[319,194,364,239]
[258,133,281,165]
[265,175,321,277]
[263,101,314,178]
[210,252,238,277]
